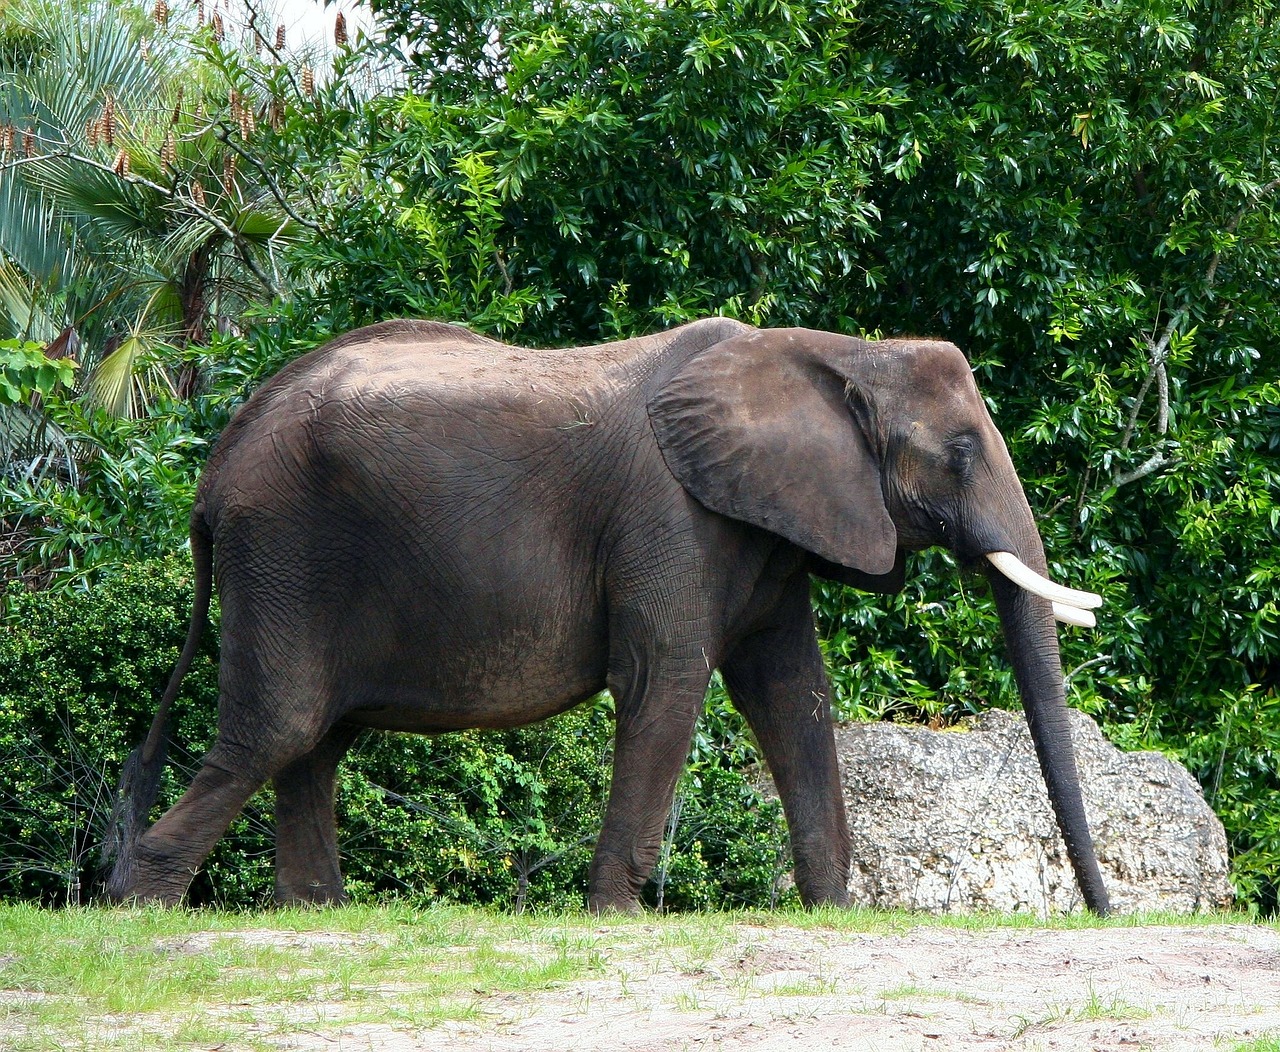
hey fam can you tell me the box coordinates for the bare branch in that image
[1153,352,1169,436]
[1113,176,1279,488]
[1114,348,1171,484]
[1064,654,1113,687]
[494,248,514,296]
[1114,450,1171,487]
[214,124,323,232]
[1205,176,1280,289]
[1117,307,1182,456]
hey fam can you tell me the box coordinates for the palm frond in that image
[0,256,65,341]
[232,206,303,246]
[20,154,166,241]
[0,169,73,288]
[83,280,181,417]
[131,277,184,335]
[1,0,171,290]
[85,334,151,417]
[16,2,164,140]
[0,258,38,337]
[0,401,76,484]
[2,0,301,417]
[157,207,296,277]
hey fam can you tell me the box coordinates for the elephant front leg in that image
[272,723,362,906]
[589,648,710,913]
[720,580,851,907]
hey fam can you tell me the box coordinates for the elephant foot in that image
[793,861,852,909]
[275,880,349,908]
[104,838,204,907]
[799,887,851,909]
[586,894,643,916]
[586,857,650,915]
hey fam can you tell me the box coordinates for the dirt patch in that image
[153,928,396,956]
[268,923,1278,1051]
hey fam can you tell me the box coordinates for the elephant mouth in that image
[985,551,1103,628]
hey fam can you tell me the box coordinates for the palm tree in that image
[0,0,302,417]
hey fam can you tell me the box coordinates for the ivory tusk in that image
[985,551,1103,610]
[1053,603,1096,628]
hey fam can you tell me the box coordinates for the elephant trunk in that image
[985,542,1111,916]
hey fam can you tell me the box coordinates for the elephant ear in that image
[648,329,898,575]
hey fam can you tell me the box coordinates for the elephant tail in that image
[101,509,214,896]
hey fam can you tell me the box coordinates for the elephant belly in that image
[210,499,615,735]
[317,564,612,733]
[208,421,649,736]
[344,679,604,734]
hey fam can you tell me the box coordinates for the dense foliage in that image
[1,0,1276,911]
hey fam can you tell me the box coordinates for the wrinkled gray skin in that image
[105,318,1109,915]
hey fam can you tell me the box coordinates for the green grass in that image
[0,903,610,1051]
[769,975,841,996]
[0,903,1270,1050]
[1007,986,1153,1040]
[1075,983,1152,1022]
[878,982,987,1005]
[781,903,1267,935]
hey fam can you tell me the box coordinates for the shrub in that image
[0,402,203,590]
[0,556,220,903]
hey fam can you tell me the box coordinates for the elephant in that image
[103,316,1109,914]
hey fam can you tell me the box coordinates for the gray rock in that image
[830,708,1233,914]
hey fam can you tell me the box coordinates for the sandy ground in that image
[265,922,1279,1052]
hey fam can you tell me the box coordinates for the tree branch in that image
[213,125,324,233]
[1205,176,1280,288]
[1113,450,1171,487]
[1064,654,1113,687]
[1113,177,1279,488]
[1117,308,1182,456]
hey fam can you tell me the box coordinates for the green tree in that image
[287,0,904,340]
[0,0,315,581]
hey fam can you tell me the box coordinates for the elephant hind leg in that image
[117,698,345,904]
[117,741,265,906]
[272,723,363,906]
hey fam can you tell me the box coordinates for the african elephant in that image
[104,317,1109,914]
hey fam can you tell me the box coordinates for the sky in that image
[220,0,375,51]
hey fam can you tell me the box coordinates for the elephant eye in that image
[947,435,977,478]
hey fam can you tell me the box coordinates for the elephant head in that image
[650,326,1110,914]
